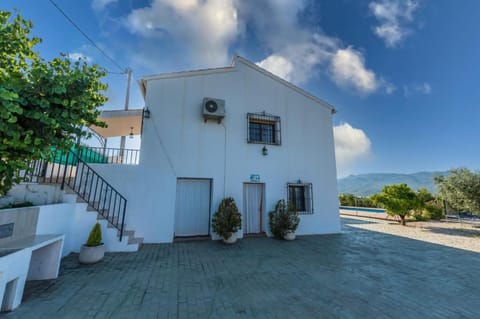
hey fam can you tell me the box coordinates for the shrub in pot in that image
[212,197,242,244]
[268,199,300,240]
[79,222,105,264]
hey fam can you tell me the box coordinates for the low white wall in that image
[0,184,64,207]
[35,203,86,257]
[35,203,134,256]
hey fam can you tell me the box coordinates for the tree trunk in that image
[399,215,406,226]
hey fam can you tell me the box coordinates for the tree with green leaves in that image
[435,168,480,215]
[0,11,107,195]
[372,183,420,225]
[412,188,444,221]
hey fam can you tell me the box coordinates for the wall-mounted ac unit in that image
[202,97,225,123]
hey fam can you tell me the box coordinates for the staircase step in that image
[100,216,120,225]
[25,152,138,251]
[121,230,135,237]
[128,237,144,245]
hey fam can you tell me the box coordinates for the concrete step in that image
[128,237,144,245]
[61,190,139,252]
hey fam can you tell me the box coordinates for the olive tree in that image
[0,11,107,195]
[372,184,420,225]
[435,168,480,215]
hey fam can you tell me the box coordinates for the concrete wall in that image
[0,201,135,257]
[93,59,340,242]
[0,184,64,208]
[0,207,39,245]
[35,203,136,256]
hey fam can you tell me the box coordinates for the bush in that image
[0,201,34,210]
[268,199,300,238]
[412,205,444,221]
[339,193,376,208]
[86,223,102,247]
[425,204,444,220]
[212,197,242,239]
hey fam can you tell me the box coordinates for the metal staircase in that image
[23,147,133,242]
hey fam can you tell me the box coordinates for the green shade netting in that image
[50,147,108,165]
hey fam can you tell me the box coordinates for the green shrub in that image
[0,201,34,210]
[86,223,102,246]
[412,209,429,221]
[425,204,444,220]
[268,199,300,238]
[412,205,445,221]
[212,197,242,239]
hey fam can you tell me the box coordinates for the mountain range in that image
[337,171,448,197]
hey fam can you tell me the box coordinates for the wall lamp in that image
[129,126,134,139]
[262,145,268,156]
[143,107,151,118]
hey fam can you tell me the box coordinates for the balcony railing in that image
[79,146,140,165]
[22,149,128,241]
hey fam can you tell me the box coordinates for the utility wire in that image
[48,0,126,73]
[106,71,128,75]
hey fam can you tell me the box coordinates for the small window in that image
[247,112,281,145]
[288,182,313,214]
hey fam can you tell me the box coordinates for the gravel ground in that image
[344,215,480,253]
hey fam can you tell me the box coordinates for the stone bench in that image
[0,234,64,312]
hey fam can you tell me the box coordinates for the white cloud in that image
[384,81,397,94]
[255,34,337,84]
[403,82,432,96]
[246,2,390,94]
[369,0,419,47]
[257,55,294,82]
[92,0,118,11]
[330,47,378,94]
[334,123,372,176]
[418,82,431,94]
[124,0,239,67]
[67,52,92,63]
[119,0,392,95]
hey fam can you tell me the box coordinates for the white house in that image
[88,56,340,243]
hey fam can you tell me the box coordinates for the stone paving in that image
[4,217,480,318]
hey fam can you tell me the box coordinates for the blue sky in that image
[2,0,479,177]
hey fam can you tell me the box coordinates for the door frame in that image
[243,182,266,234]
[175,177,213,238]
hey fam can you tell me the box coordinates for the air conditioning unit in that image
[202,97,225,123]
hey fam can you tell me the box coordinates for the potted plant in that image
[79,222,105,264]
[212,197,242,244]
[268,199,300,240]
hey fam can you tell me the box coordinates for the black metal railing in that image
[79,146,140,165]
[23,149,127,241]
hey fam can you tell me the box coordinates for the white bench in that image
[0,234,64,312]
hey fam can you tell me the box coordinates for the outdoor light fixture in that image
[262,145,268,156]
[129,126,134,139]
[143,107,151,118]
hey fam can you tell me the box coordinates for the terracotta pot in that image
[223,232,237,244]
[79,243,105,264]
[283,231,296,241]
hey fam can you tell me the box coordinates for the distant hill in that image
[338,171,448,197]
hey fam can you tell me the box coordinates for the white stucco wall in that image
[92,59,340,243]
[35,203,137,256]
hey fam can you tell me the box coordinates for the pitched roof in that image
[139,56,336,113]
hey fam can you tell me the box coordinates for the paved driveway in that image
[5,217,480,318]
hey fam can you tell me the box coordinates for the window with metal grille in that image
[247,112,281,145]
[288,183,313,214]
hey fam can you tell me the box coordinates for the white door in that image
[244,183,265,234]
[175,179,211,237]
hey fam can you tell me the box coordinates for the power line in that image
[106,71,128,75]
[48,0,126,73]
